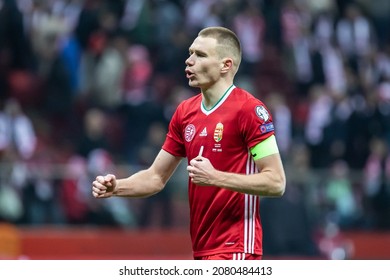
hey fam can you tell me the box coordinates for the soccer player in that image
[92,26,286,260]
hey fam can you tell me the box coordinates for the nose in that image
[185,54,194,66]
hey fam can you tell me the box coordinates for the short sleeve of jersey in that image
[238,97,275,149]
[162,104,186,157]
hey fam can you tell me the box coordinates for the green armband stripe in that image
[250,135,279,160]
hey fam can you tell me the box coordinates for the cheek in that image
[200,64,219,79]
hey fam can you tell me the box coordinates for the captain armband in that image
[250,135,279,160]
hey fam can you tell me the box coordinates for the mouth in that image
[185,69,195,79]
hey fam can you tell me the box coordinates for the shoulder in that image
[231,88,273,125]
[230,87,262,102]
[232,87,268,111]
[177,93,202,110]
[171,93,201,121]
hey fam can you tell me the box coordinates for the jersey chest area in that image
[182,110,244,160]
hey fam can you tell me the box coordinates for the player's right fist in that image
[92,174,116,198]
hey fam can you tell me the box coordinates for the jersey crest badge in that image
[255,105,270,122]
[185,124,196,142]
[213,122,224,142]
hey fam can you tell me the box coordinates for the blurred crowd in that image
[0,0,390,257]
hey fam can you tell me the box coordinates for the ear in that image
[221,58,233,74]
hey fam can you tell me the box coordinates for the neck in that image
[201,81,234,110]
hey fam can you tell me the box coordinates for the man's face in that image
[185,36,222,90]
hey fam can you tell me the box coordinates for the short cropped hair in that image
[198,26,242,73]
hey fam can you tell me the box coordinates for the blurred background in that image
[0,0,390,260]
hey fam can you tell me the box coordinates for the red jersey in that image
[162,85,275,257]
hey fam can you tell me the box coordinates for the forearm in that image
[213,169,285,197]
[188,153,286,196]
[113,168,165,198]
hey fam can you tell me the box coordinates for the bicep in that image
[255,153,284,175]
[254,153,286,192]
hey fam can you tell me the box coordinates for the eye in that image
[195,51,208,58]
[188,50,207,58]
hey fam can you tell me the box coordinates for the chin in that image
[188,81,199,88]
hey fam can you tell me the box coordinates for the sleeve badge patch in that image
[259,123,274,134]
[255,105,270,122]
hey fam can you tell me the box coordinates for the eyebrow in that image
[189,48,208,56]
